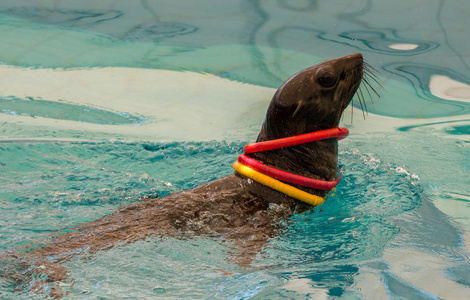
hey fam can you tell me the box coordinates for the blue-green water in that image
[0,0,469,299]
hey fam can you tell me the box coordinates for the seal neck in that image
[234,127,349,205]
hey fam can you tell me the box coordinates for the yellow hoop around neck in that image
[233,161,326,206]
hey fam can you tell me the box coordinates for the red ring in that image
[239,127,348,190]
[238,154,340,191]
[244,127,349,154]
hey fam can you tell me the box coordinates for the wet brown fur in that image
[1,53,366,297]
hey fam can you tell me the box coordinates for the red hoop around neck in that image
[237,127,349,191]
[243,127,349,154]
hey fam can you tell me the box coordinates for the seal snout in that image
[337,53,364,78]
[342,52,363,65]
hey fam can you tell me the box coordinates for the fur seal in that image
[2,53,371,295]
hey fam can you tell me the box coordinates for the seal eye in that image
[318,71,336,87]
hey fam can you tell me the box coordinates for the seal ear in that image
[292,100,305,118]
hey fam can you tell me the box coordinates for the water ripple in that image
[339,30,438,56]
[0,96,150,125]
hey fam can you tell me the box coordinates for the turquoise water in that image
[0,0,469,299]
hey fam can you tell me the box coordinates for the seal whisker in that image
[364,73,384,95]
[365,70,381,83]
[357,87,368,119]
[362,77,375,101]
[364,62,380,74]
[359,98,366,120]
[363,63,384,95]
[350,97,354,123]
[345,59,381,123]
[363,61,382,80]
[363,72,383,100]
[365,78,382,100]
[359,66,383,113]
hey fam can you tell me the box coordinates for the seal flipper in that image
[0,250,70,297]
[223,202,292,267]
[225,234,270,268]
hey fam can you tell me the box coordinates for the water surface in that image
[0,0,469,298]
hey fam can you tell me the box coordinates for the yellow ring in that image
[233,161,326,206]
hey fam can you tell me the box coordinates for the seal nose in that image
[351,53,363,59]
[339,53,363,74]
[344,53,363,65]
[343,53,363,61]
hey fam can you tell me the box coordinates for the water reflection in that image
[121,22,198,43]
[0,96,150,125]
[277,0,317,12]
[0,0,468,117]
[2,6,122,27]
[339,30,438,55]
[397,119,470,132]
[1,5,198,43]
[383,62,470,116]
[437,0,469,71]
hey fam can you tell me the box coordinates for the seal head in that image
[260,53,363,139]
[247,53,364,210]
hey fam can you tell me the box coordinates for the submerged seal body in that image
[2,53,366,294]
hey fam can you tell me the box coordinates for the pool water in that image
[0,0,469,299]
